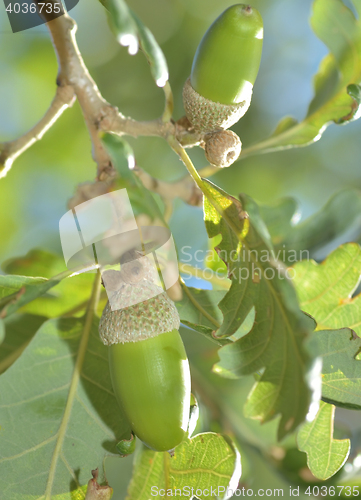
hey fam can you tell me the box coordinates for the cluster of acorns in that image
[183,3,263,168]
[99,4,264,453]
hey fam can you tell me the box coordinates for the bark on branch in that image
[1,1,203,206]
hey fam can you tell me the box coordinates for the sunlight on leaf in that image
[1,249,95,318]
[202,181,318,440]
[293,244,361,409]
[293,243,361,333]
[104,0,139,54]
[298,401,350,480]
[102,0,168,86]
[126,433,240,500]
[130,10,169,87]
[242,0,361,157]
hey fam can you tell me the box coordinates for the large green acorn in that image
[99,265,191,452]
[183,4,263,132]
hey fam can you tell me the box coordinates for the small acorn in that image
[204,130,242,168]
[183,4,263,132]
[99,261,191,452]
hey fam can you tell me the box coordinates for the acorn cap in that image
[99,281,180,345]
[182,77,251,132]
[204,130,242,168]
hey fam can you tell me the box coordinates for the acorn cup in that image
[204,130,242,168]
[99,262,191,453]
[183,4,263,133]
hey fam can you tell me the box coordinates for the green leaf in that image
[191,365,281,451]
[307,328,361,410]
[0,273,46,301]
[126,433,241,500]
[204,235,228,275]
[1,250,95,318]
[297,401,350,480]
[258,197,300,259]
[176,288,225,337]
[203,181,317,439]
[293,243,361,333]
[348,83,361,107]
[240,442,311,499]
[0,318,5,345]
[0,274,61,318]
[176,286,254,345]
[0,313,46,374]
[102,134,164,222]
[0,317,131,499]
[105,0,139,55]
[2,248,65,277]
[102,134,135,180]
[242,0,361,158]
[22,273,95,318]
[260,189,361,265]
[116,433,136,457]
[269,116,299,137]
[130,10,169,87]
[293,245,361,409]
[103,0,168,87]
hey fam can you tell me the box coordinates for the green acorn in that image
[183,4,263,132]
[99,267,191,452]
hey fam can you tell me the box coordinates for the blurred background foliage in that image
[1,0,361,498]
[1,0,361,266]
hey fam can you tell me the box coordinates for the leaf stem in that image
[44,270,101,499]
[54,263,100,281]
[168,137,245,240]
[168,135,204,191]
[162,82,174,123]
[181,280,222,330]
